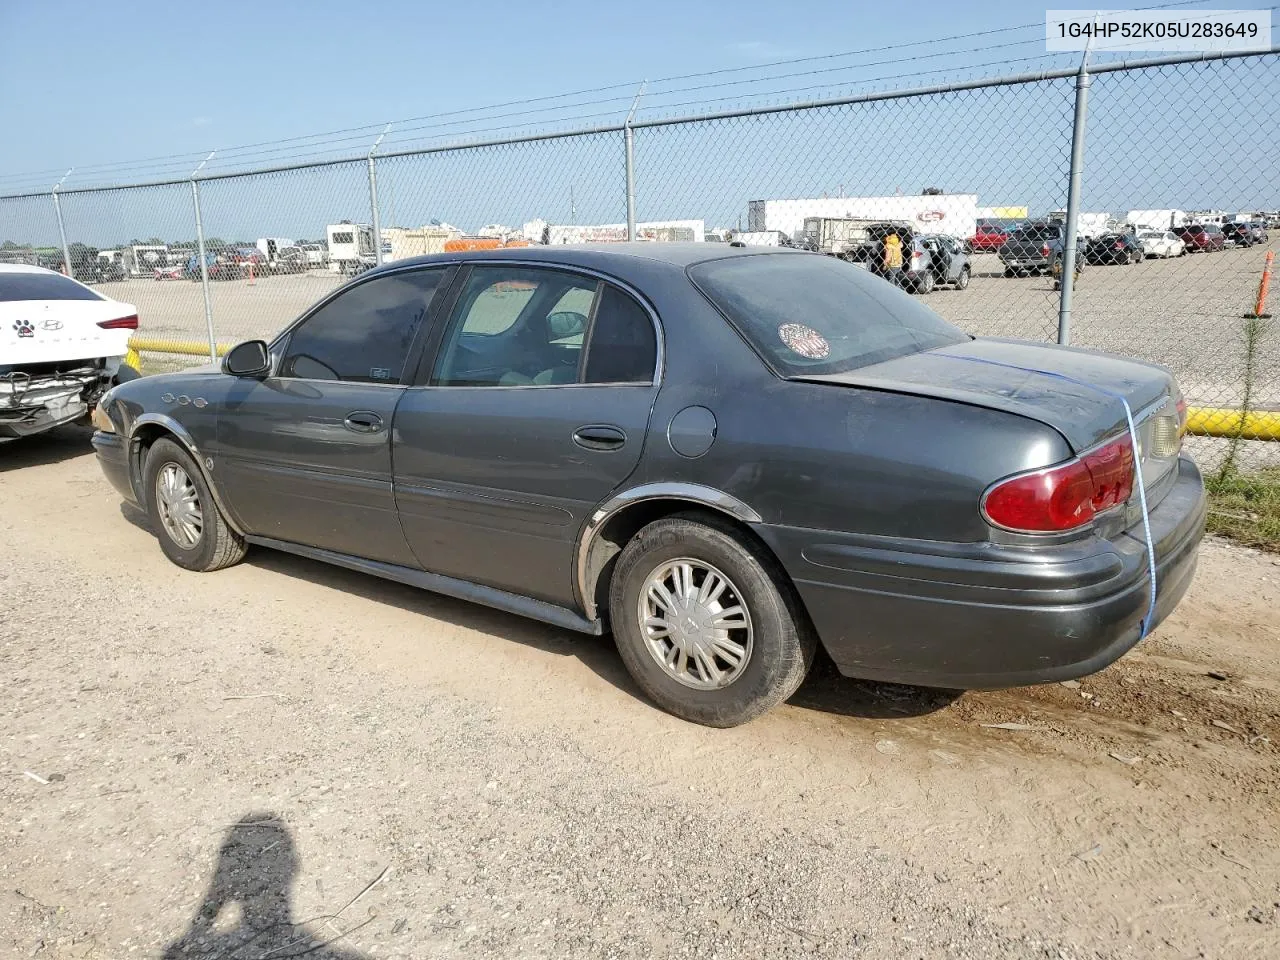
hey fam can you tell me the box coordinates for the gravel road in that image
[3,427,1279,959]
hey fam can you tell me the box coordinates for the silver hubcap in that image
[638,559,753,690]
[155,462,203,548]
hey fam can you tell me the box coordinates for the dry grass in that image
[1207,467,1280,552]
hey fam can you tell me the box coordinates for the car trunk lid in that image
[0,299,137,367]
[798,336,1185,521]
[798,337,1174,453]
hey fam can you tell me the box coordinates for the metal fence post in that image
[624,83,646,241]
[190,152,217,362]
[51,169,73,278]
[1057,38,1094,345]
[369,124,391,266]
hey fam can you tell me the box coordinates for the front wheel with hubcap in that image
[144,437,246,572]
[609,515,815,727]
[954,267,971,289]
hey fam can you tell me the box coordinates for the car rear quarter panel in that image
[636,268,1073,543]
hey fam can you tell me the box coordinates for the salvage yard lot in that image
[2,428,1279,959]
[117,244,1279,415]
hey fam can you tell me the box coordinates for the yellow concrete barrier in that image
[1186,406,1280,442]
[125,337,233,371]
[128,337,232,358]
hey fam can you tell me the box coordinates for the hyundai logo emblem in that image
[41,319,63,331]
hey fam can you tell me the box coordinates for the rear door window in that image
[0,271,103,302]
[583,285,657,384]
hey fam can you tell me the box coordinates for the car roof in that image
[0,263,62,276]
[362,242,806,279]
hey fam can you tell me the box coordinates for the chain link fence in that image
[2,51,1277,533]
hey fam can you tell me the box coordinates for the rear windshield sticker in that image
[778,323,830,360]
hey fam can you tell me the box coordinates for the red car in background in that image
[1172,223,1226,252]
[967,220,1012,252]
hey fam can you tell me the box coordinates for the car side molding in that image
[575,482,764,619]
[246,536,605,636]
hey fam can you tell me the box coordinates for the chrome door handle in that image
[344,411,384,433]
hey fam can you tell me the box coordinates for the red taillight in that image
[1175,394,1188,437]
[983,437,1135,533]
[1041,244,1050,256]
[97,315,138,330]
[1114,242,1124,249]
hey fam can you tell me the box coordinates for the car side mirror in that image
[222,340,271,378]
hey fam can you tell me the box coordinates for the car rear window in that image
[688,253,969,377]
[1011,224,1058,241]
[0,271,103,302]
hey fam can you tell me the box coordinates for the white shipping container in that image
[747,195,978,242]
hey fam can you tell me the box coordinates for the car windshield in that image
[0,271,103,302]
[688,253,969,377]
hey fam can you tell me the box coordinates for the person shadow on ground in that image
[162,813,369,959]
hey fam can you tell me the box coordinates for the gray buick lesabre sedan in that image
[91,244,1205,726]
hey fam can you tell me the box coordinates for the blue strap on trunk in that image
[943,353,1159,638]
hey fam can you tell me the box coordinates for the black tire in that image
[143,438,246,572]
[1003,266,1015,278]
[608,514,816,727]
[916,271,936,294]
[955,266,971,290]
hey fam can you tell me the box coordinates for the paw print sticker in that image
[13,319,35,338]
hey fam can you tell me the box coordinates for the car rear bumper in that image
[754,456,1206,689]
[92,430,140,507]
[0,401,88,439]
[1000,257,1050,271]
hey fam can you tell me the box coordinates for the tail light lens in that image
[983,436,1135,533]
[1041,244,1050,256]
[1175,394,1187,436]
[97,315,138,330]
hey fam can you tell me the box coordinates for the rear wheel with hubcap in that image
[144,438,246,572]
[609,515,816,727]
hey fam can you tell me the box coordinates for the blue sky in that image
[1,1,1277,245]
[0,0,1098,182]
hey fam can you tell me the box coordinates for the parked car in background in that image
[1223,221,1269,246]
[1172,224,1226,252]
[1,264,138,440]
[154,263,185,281]
[906,233,971,292]
[185,251,242,282]
[861,224,971,293]
[300,243,328,269]
[967,220,1011,252]
[1085,232,1145,265]
[999,221,1084,276]
[1137,230,1186,259]
[89,245,1204,726]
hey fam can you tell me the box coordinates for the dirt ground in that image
[2,427,1279,959]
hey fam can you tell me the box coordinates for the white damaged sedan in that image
[1,264,138,441]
